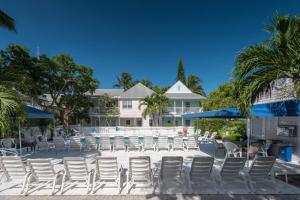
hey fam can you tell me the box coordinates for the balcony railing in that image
[162,107,200,115]
[89,107,119,116]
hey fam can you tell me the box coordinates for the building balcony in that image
[162,107,201,115]
[89,107,119,116]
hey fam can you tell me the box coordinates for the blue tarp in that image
[182,99,300,119]
[25,106,54,119]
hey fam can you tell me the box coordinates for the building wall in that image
[251,116,300,162]
[119,99,144,118]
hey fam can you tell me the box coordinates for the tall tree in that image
[186,74,206,96]
[176,57,186,84]
[113,72,133,90]
[37,54,98,131]
[233,13,300,114]
[0,9,16,32]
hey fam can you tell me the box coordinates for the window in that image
[137,119,142,126]
[185,102,191,107]
[122,100,132,109]
[126,120,131,126]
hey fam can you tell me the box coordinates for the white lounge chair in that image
[219,157,248,193]
[0,156,30,194]
[143,136,155,151]
[157,136,169,151]
[198,131,209,143]
[247,156,279,193]
[85,136,98,151]
[114,136,126,151]
[173,136,184,151]
[158,156,185,193]
[61,157,94,194]
[207,132,217,143]
[128,156,153,193]
[36,135,49,151]
[99,136,111,151]
[186,136,199,151]
[223,141,242,157]
[188,156,215,193]
[92,156,121,193]
[53,136,66,152]
[25,159,63,195]
[68,136,82,151]
[1,138,18,155]
[127,136,140,151]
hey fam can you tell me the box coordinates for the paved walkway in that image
[2,194,300,200]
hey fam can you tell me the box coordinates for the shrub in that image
[222,133,241,141]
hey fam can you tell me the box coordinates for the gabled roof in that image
[86,89,124,98]
[165,80,206,100]
[166,80,193,94]
[165,93,206,100]
[119,83,154,99]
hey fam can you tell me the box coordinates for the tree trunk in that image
[63,111,70,133]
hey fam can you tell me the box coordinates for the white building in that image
[87,81,205,127]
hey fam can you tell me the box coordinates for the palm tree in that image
[186,74,206,96]
[233,13,300,114]
[0,9,16,32]
[113,72,133,90]
[139,93,169,126]
[0,86,22,133]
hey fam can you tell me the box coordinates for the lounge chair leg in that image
[21,172,30,194]
[92,173,96,193]
[60,174,66,195]
[24,175,32,196]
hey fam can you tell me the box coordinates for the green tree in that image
[139,93,169,126]
[186,74,206,96]
[37,54,98,132]
[0,9,16,32]
[97,94,119,126]
[233,13,300,114]
[113,72,134,90]
[202,82,237,111]
[176,57,186,84]
[0,86,23,134]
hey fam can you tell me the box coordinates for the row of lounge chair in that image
[0,155,278,195]
[49,136,199,152]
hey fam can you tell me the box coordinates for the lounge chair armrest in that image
[88,169,95,175]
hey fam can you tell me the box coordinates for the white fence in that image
[70,126,195,137]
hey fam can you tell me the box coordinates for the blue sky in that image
[1,0,300,93]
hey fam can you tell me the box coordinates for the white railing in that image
[162,107,200,114]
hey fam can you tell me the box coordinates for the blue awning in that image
[182,99,300,119]
[26,106,54,119]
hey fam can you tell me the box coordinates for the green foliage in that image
[222,133,241,141]
[202,82,238,111]
[233,12,300,114]
[0,9,16,32]
[187,74,206,96]
[134,79,153,88]
[176,57,186,84]
[195,118,246,139]
[37,54,98,131]
[113,72,134,90]
[140,93,169,126]
[0,86,24,134]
